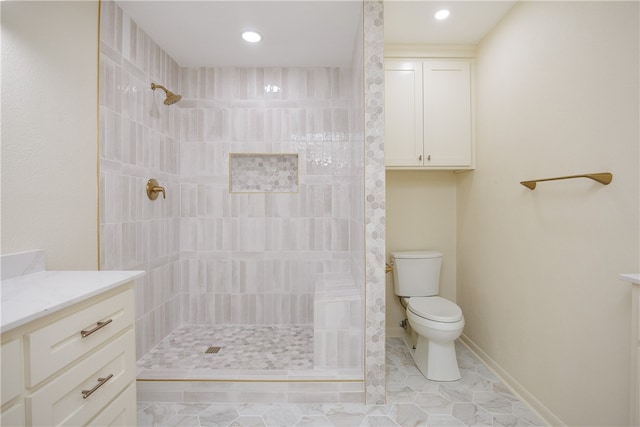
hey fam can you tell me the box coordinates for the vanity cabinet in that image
[620,274,640,426]
[1,339,24,426]
[634,282,639,426]
[384,59,473,170]
[0,283,137,426]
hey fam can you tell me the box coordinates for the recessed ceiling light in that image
[242,31,261,43]
[434,9,450,20]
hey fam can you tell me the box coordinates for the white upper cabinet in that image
[385,59,474,170]
[385,61,424,167]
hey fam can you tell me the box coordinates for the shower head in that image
[151,83,182,105]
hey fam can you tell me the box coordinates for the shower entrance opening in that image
[99,0,368,403]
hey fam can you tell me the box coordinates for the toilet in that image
[391,251,464,381]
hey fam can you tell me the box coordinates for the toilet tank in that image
[390,251,442,297]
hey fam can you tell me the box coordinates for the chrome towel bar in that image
[520,172,613,190]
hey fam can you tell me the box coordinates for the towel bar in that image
[520,172,612,190]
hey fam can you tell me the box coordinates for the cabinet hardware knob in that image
[81,374,113,399]
[427,154,431,161]
[80,319,112,338]
[418,155,422,161]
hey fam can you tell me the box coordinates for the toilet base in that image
[406,334,461,381]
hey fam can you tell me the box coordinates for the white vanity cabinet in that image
[620,274,640,427]
[384,59,474,170]
[1,338,25,426]
[0,268,142,427]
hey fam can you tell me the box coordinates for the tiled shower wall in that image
[99,0,182,357]
[178,66,362,326]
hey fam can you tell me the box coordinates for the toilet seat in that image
[407,297,463,323]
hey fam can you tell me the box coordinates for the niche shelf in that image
[229,153,299,193]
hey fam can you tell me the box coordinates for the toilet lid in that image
[391,250,442,259]
[408,297,463,323]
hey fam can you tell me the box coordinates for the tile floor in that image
[137,336,546,426]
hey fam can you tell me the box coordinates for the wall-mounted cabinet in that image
[385,59,474,170]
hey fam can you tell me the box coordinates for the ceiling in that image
[385,1,517,45]
[116,1,517,68]
[116,1,362,67]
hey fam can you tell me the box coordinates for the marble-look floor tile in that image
[386,403,430,426]
[137,337,547,427]
[230,415,267,426]
[362,415,399,426]
[451,402,492,426]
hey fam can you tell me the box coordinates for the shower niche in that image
[229,153,299,193]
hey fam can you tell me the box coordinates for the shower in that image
[99,0,383,404]
[150,82,182,105]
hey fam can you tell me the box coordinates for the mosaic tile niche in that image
[229,153,299,193]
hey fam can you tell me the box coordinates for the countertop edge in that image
[1,270,145,334]
[619,273,640,285]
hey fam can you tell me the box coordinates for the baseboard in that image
[459,333,565,427]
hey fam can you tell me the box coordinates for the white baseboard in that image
[459,333,565,427]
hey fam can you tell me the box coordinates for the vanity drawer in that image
[89,382,137,426]
[27,329,135,426]
[25,288,134,387]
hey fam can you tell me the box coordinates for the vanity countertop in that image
[620,274,640,285]
[1,270,144,333]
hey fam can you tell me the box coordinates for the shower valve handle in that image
[146,179,166,200]
[153,186,166,199]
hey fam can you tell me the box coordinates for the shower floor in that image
[136,324,323,380]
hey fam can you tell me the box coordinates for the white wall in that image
[458,2,639,425]
[1,1,99,270]
[386,171,458,335]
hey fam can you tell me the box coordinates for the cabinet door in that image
[0,401,25,427]
[384,61,423,166]
[1,338,23,405]
[423,60,472,167]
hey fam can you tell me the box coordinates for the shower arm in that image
[151,83,169,94]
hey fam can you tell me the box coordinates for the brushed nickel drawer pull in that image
[80,319,112,338]
[81,373,113,399]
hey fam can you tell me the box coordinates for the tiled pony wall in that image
[99,0,368,375]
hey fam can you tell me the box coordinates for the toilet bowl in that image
[390,251,465,381]
[405,296,464,381]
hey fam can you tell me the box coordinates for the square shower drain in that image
[205,346,222,354]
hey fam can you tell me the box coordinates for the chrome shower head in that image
[151,83,182,105]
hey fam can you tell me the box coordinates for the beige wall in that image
[1,1,99,269]
[458,2,639,425]
[385,170,458,336]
